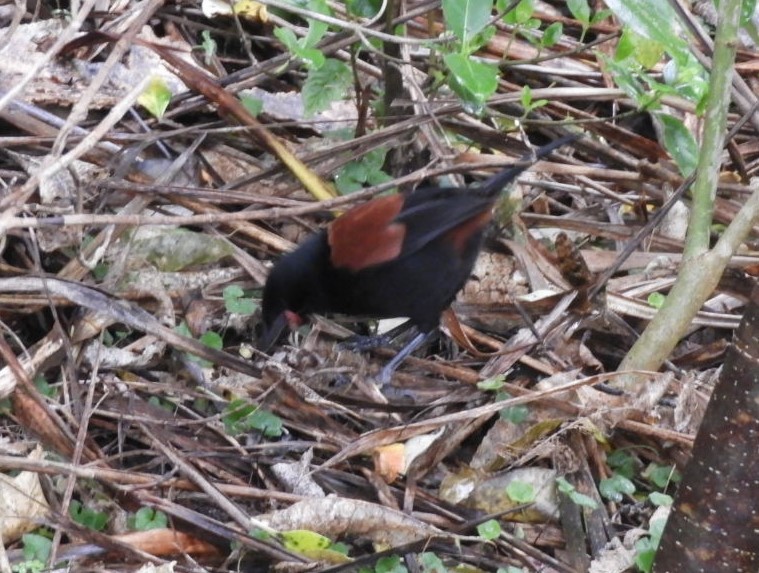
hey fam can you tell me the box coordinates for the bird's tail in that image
[479,132,579,196]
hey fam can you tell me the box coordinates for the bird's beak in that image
[258,311,304,352]
[259,312,288,352]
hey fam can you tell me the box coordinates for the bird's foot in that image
[374,331,433,387]
[339,334,391,352]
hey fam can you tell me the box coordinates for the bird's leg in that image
[376,330,436,386]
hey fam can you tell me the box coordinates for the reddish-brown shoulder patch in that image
[328,194,406,271]
[445,209,492,255]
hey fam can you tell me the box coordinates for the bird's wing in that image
[327,194,407,271]
[327,189,495,272]
[392,191,495,258]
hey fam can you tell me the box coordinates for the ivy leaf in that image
[506,480,536,503]
[223,285,257,315]
[599,473,637,502]
[648,292,666,309]
[131,507,169,531]
[476,518,502,540]
[22,533,52,564]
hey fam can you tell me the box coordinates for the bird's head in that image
[258,234,327,351]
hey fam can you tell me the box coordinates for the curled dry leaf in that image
[373,427,445,483]
[271,449,326,497]
[258,497,443,547]
[0,446,50,542]
[587,537,635,573]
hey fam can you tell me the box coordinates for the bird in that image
[260,134,576,384]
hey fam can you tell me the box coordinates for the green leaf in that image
[175,321,192,339]
[476,518,502,540]
[599,473,636,502]
[556,477,598,509]
[148,395,175,412]
[520,84,533,109]
[541,22,563,47]
[223,399,284,437]
[223,285,258,314]
[616,27,669,71]
[442,0,494,46]
[603,56,650,106]
[249,408,284,437]
[444,53,499,106]
[742,0,757,25]
[200,331,223,351]
[33,375,56,398]
[590,9,612,25]
[567,0,590,25]
[240,94,264,117]
[657,113,699,176]
[647,292,666,309]
[22,533,52,564]
[69,500,109,531]
[138,76,172,119]
[274,26,326,68]
[179,328,223,367]
[334,148,390,194]
[506,480,536,503]
[376,555,407,573]
[643,463,681,489]
[282,529,332,552]
[662,57,709,105]
[330,542,351,555]
[346,0,383,18]
[274,26,299,52]
[607,449,638,479]
[648,491,673,507]
[303,58,352,116]
[477,375,505,391]
[603,0,690,64]
[635,536,657,573]
[500,403,529,424]
[199,30,217,65]
[131,507,168,531]
[302,0,330,49]
[501,0,534,25]
[419,552,446,573]
[250,527,272,540]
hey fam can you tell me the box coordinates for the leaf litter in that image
[0,2,757,572]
